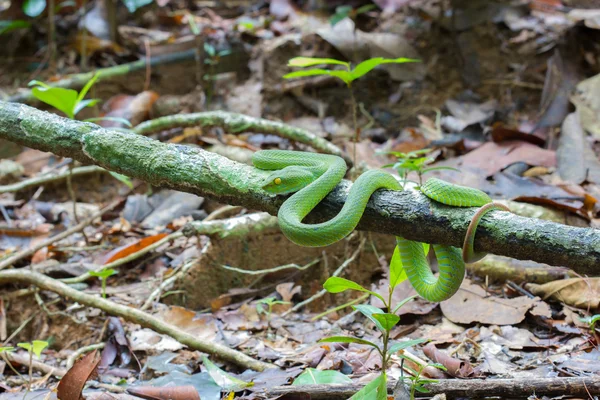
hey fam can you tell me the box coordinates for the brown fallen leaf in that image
[99,233,169,265]
[440,279,546,325]
[422,343,475,378]
[127,385,200,400]
[557,112,600,184]
[57,349,100,400]
[458,140,556,176]
[99,91,160,128]
[526,278,600,310]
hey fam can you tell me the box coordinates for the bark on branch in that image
[0,101,598,274]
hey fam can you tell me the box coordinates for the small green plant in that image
[89,268,117,298]
[284,56,418,167]
[581,314,600,331]
[330,4,376,26]
[320,251,427,398]
[203,43,231,105]
[383,149,459,188]
[29,73,101,119]
[17,340,49,394]
[401,361,446,399]
[256,296,290,321]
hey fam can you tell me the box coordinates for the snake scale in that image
[253,150,509,302]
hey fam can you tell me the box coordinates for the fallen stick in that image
[264,377,600,399]
[0,269,275,372]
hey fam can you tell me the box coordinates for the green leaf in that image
[76,73,100,105]
[89,268,117,279]
[387,338,427,355]
[391,295,417,314]
[353,304,386,332]
[330,6,352,26]
[31,86,78,118]
[73,98,100,117]
[122,0,153,13]
[319,336,380,351]
[389,246,407,288]
[371,313,400,331]
[350,373,387,400]
[0,20,31,35]
[202,356,253,391]
[421,166,461,174]
[293,368,352,386]
[355,4,376,14]
[18,340,48,358]
[323,277,386,304]
[287,57,349,68]
[109,172,134,189]
[283,69,335,79]
[0,346,14,353]
[350,57,420,80]
[23,0,46,17]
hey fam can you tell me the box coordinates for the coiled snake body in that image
[253,150,509,302]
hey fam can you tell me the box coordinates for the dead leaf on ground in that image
[491,123,545,147]
[100,91,160,128]
[440,279,547,325]
[157,306,218,342]
[557,113,600,184]
[99,233,169,265]
[127,385,200,400]
[526,278,600,309]
[457,141,556,176]
[442,99,497,133]
[572,71,600,139]
[57,350,100,400]
[316,19,423,81]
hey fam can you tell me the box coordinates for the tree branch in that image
[0,102,598,274]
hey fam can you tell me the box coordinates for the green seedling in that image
[17,340,49,394]
[89,268,117,299]
[581,314,600,331]
[29,73,101,119]
[401,362,446,399]
[382,149,459,188]
[256,296,290,321]
[284,56,418,167]
[320,248,427,399]
[203,43,232,105]
[330,4,376,26]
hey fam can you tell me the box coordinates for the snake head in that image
[260,166,316,195]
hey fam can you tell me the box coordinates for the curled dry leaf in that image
[57,349,100,400]
[423,343,475,378]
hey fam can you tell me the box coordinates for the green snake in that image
[253,150,509,302]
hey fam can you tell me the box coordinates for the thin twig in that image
[0,166,106,194]
[0,269,274,371]
[66,343,105,369]
[282,238,366,317]
[220,258,320,276]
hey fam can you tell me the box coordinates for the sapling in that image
[319,247,427,399]
[382,149,459,188]
[284,56,419,167]
[89,268,118,298]
[17,340,49,394]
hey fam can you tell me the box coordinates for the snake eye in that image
[274,178,282,185]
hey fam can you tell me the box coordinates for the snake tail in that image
[396,237,465,302]
[462,202,511,263]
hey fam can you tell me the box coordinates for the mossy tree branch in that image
[0,102,598,274]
